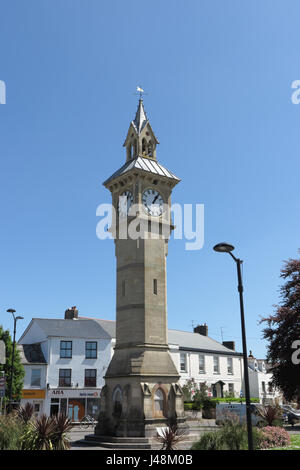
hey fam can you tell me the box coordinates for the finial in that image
[134,86,148,101]
[136,86,144,99]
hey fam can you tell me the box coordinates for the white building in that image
[18,307,115,420]
[18,308,274,421]
[245,351,282,405]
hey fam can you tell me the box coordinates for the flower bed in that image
[258,426,291,449]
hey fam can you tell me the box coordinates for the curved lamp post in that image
[213,243,254,451]
[7,309,23,413]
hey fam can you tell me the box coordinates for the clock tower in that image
[95,98,186,440]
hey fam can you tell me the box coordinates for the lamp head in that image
[6,309,16,314]
[213,242,235,253]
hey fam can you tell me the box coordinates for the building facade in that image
[245,352,282,405]
[17,310,249,420]
[18,308,114,420]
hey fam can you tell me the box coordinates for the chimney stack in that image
[64,306,78,320]
[194,323,208,336]
[222,341,235,351]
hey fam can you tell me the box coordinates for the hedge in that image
[184,397,260,411]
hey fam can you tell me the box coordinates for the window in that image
[213,356,220,374]
[31,369,41,387]
[268,382,273,393]
[262,381,266,393]
[180,353,187,372]
[84,369,97,387]
[154,388,165,417]
[199,355,205,374]
[153,279,157,295]
[59,369,71,387]
[60,341,72,359]
[227,357,233,374]
[228,383,234,396]
[85,342,97,359]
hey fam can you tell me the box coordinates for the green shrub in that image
[0,415,26,450]
[191,424,263,450]
[184,403,194,410]
[191,431,225,450]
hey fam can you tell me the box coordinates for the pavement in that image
[68,425,203,451]
[68,423,300,451]
[285,424,300,434]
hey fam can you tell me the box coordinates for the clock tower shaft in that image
[95,98,186,439]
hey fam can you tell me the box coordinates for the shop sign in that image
[22,389,46,399]
[49,389,101,398]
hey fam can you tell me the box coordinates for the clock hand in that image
[152,194,159,204]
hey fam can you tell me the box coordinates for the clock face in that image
[142,189,164,216]
[118,190,133,216]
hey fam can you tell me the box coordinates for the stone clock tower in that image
[94,98,186,441]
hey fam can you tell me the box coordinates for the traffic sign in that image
[0,390,5,398]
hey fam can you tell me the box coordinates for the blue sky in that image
[0,1,299,358]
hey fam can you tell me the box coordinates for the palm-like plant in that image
[256,405,282,426]
[156,426,187,450]
[17,402,34,425]
[52,413,73,450]
[22,414,57,450]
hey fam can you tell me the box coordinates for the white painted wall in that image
[170,348,243,397]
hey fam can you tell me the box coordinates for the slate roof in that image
[103,156,180,186]
[17,343,47,365]
[167,329,242,355]
[30,318,116,340]
[20,318,241,356]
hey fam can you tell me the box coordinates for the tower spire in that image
[133,98,148,135]
[124,93,159,161]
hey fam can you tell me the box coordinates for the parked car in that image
[281,405,300,426]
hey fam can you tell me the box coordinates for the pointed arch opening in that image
[112,386,123,418]
[148,140,153,157]
[142,138,147,154]
[133,139,137,158]
[153,386,167,418]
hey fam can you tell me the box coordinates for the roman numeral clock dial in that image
[142,189,164,216]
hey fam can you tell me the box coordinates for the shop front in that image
[47,389,101,422]
[21,389,46,416]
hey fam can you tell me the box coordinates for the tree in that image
[0,325,25,406]
[182,378,198,402]
[260,251,300,404]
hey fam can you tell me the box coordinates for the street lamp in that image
[213,243,254,451]
[6,309,23,413]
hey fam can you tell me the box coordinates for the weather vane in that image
[134,86,148,99]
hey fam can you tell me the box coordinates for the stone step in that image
[85,434,150,444]
[80,438,151,449]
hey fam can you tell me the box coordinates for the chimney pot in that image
[222,341,235,351]
[64,306,79,320]
[194,323,208,336]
